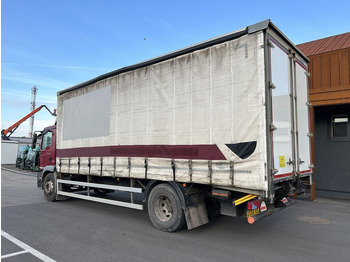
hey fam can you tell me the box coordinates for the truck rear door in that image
[268,37,311,181]
[294,62,312,176]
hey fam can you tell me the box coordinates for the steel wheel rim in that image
[44,180,54,195]
[154,195,173,222]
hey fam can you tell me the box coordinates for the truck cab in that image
[35,125,57,189]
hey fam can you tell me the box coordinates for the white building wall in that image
[1,140,19,164]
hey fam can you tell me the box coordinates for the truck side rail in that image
[56,179,143,210]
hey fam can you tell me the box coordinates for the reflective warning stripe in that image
[234,194,258,206]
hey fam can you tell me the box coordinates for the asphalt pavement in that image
[1,165,350,262]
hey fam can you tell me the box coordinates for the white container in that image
[55,20,311,197]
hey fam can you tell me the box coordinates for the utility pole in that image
[28,86,37,138]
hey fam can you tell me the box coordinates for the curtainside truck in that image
[36,20,313,232]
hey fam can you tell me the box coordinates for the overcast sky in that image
[2,0,350,137]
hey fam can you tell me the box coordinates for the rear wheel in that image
[148,184,186,232]
[43,173,56,202]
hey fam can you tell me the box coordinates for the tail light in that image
[247,200,261,210]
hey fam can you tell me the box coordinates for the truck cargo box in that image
[55,20,312,198]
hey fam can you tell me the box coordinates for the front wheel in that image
[148,184,186,232]
[43,172,56,202]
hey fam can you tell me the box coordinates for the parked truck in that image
[36,20,312,232]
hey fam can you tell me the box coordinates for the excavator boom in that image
[1,105,56,140]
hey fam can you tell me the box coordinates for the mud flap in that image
[184,204,209,230]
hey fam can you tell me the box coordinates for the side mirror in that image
[32,133,38,149]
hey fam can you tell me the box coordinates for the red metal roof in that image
[297,32,350,57]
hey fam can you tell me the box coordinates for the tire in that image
[43,173,56,202]
[148,184,186,232]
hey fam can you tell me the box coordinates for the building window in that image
[330,115,349,140]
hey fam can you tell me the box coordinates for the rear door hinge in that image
[270,124,277,132]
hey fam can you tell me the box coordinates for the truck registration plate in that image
[247,208,260,217]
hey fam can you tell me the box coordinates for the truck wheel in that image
[43,173,56,202]
[148,184,186,232]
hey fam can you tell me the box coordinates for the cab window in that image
[42,131,52,150]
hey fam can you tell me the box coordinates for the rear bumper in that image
[247,198,296,224]
[274,171,312,183]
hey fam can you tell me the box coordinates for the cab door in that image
[40,127,56,169]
